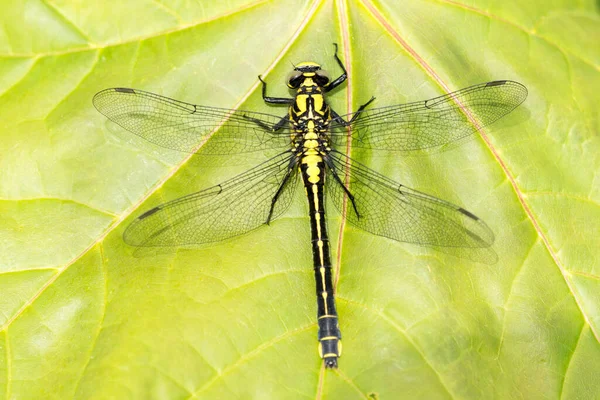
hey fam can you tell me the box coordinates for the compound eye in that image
[315,69,330,86]
[287,71,303,88]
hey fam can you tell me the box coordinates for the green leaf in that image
[1,0,599,398]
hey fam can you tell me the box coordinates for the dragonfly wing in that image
[329,80,527,151]
[93,88,291,154]
[324,150,493,248]
[124,151,299,246]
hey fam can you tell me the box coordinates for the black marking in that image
[114,87,135,94]
[458,207,479,220]
[486,80,507,87]
[139,207,161,219]
[318,315,340,339]
[296,65,320,73]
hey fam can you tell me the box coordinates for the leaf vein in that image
[70,244,108,398]
[337,295,454,399]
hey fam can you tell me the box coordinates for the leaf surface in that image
[1,0,599,399]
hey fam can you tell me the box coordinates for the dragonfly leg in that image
[259,75,294,105]
[325,43,347,93]
[330,96,376,126]
[323,156,360,219]
[272,115,290,131]
[266,158,298,224]
[243,113,289,132]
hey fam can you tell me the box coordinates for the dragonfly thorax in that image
[289,90,332,155]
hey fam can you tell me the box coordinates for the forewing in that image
[124,151,299,246]
[325,150,493,248]
[93,88,291,154]
[329,80,527,151]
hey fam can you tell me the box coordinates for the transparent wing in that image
[325,150,493,248]
[93,88,292,155]
[124,151,299,246]
[330,80,527,151]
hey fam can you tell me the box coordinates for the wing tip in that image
[486,80,528,103]
[114,87,136,94]
[92,87,136,104]
[458,207,479,220]
[138,206,161,220]
[458,207,496,247]
[122,206,163,247]
[93,87,132,112]
[486,80,508,87]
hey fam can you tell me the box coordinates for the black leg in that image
[325,43,348,93]
[330,96,376,126]
[266,158,298,224]
[244,113,289,132]
[323,156,360,219]
[272,114,289,131]
[259,75,294,105]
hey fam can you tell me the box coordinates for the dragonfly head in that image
[287,62,330,89]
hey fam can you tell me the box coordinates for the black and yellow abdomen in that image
[299,153,341,368]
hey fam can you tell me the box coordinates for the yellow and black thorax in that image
[287,61,333,166]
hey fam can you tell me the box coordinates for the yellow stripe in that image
[313,183,327,316]
[320,267,327,314]
[296,61,320,68]
[313,94,324,114]
[295,94,307,113]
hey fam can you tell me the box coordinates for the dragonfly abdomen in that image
[300,154,341,368]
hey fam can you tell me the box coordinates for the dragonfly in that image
[93,44,527,368]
